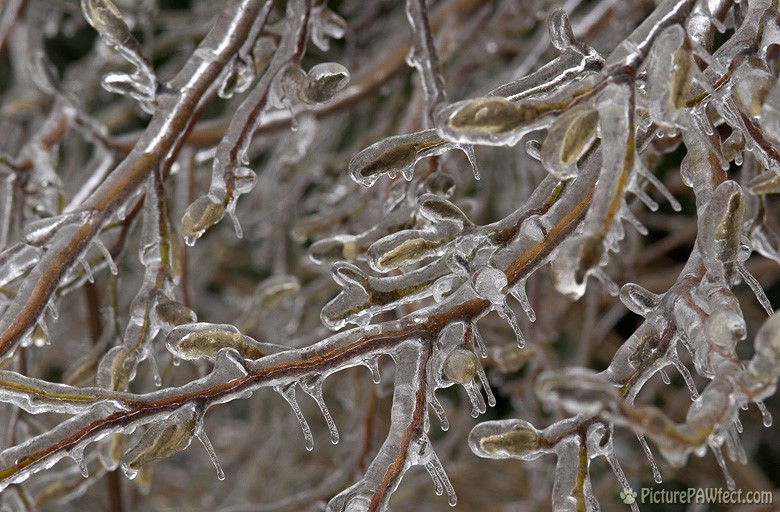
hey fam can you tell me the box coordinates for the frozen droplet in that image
[659,368,671,384]
[275,383,314,451]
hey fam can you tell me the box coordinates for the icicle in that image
[710,444,736,491]
[46,299,59,320]
[591,268,619,296]
[509,279,536,322]
[301,376,339,444]
[605,449,639,512]
[459,144,480,180]
[471,266,525,347]
[194,423,225,481]
[659,369,671,384]
[68,446,89,478]
[621,208,648,236]
[275,383,314,451]
[79,257,95,283]
[669,351,699,399]
[428,392,450,431]
[463,381,487,417]
[363,357,381,384]
[475,363,496,407]
[756,400,772,427]
[147,352,162,387]
[471,323,487,358]
[636,433,663,483]
[92,236,117,275]
[424,451,457,507]
[736,265,773,315]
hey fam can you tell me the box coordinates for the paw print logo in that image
[620,487,638,505]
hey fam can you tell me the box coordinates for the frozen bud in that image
[309,235,360,264]
[97,434,126,471]
[369,235,442,272]
[23,213,83,245]
[748,312,780,384]
[471,266,508,304]
[706,309,746,349]
[443,347,478,384]
[747,171,780,195]
[418,194,470,228]
[551,235,603,300]
[619,283,661,317]
[303,63,350,104]
[155,299,197,330]
[732,65,775,119]
[540,108,599,179]
[321,262,372,330]
[469,419,543,460]
[97,346,139,391]
[181,195,225,241]
[166,323,264,361]
[535,367,619,415]
[547,9,576,51]
[699,181,744,268]
[669,44,693,110]
[253,275,301,308]
[310,6,347,51]
[121,410,197,479]
[424,172,456,197]
[231,166,257,194]
[81,0,131,48]
[350,141,417,187]
[443,97,524,140]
